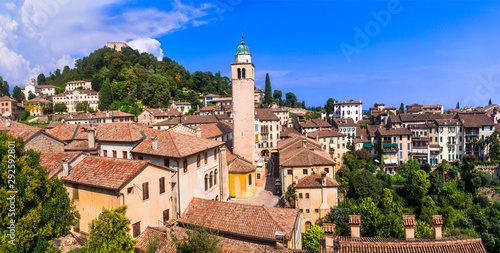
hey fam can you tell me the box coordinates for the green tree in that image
[28,93,36,100]
[405,168,430,205]
[489,99,492,105]
[348,170,383,201]
[429,169,444,196]
[302,225,324,250]
[17,110,30,121]
[0,132,80,252]
[63,65,71,75]
[37,73,46,84]
[273,90,282,104]
[99,78,113,111]
[54,103,68,113]
[285,92,298,107]
[456,102,460,109]
[398,103,404,114]
[80,206,135,253]
[264,73,273,105]
[285,185,297,208]
[325,98,336,116]
[12,86,24,102]
[0,76,9,96]
[75,101,90,112]
[415,220,433,238]
[171,223,222,253]
[419,196,438,225]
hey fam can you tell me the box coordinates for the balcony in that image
[465,129,479,135]
[447,141,456,146]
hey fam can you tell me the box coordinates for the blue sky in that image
[2,0,500,109]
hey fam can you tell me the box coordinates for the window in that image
[127,187,133,194]
[163,209,170,223]
[138,155,143,160]
[159,177,165,194]
[257,173,261,179]
[237,68,241,79]
[103,150,108,157]
[164,158,169,167]
[324,168,329,173]
[73,184,79,200]
[242,68,246,78]
[305,193,309,199]
[214,149,218,160]
[197,155,201,167]
[440,137,442,142]
[204,152,208,164]
[132,222,141,238]
[299,193,303,199]
[299,209,303,213]
[112,150,117,158]
[214,170,218,185]
[287,169,292,175]
[303,169,308,175]
[142,182,149,200]
[210,172,214,188]
[306,209,310,213]
[204,175,209,191]
[435,137,438,142]
[315,209,319,213]
[248,174,252,185]
[183,159,188,173]
[122,151,127,159]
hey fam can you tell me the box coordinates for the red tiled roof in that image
[280,147,335,167]
[377,127,412,136]
[334,236,487,253]
[6,129,41,142]
[132,131,224,158]
[0,118,40,131]
[197,122,233,139]
[278,136,322,151]
[40,151,83,179]
[46,123,153,142]
[308,129,345,139]
[178,198,299,241]
[455,113,495,128]
[25,97,52,104]
[229,157,256,173]
[331,118,357,127]
[311,119,331,128]
[294,173,339,188]
[144,108,183,117]
[402,215,416,227]
[334,99,362,105]
[255,109,279,121]
[63,156,152,190]
[64,140,98,151]
[280,127,301,138]
[181,115,218,125]
[134,226,177,253]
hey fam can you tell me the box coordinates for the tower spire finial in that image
[241,29,245,44]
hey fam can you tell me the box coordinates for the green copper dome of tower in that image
[235,34,250,55]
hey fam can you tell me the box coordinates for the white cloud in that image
[128,38,164,60]
[0,0,217,89]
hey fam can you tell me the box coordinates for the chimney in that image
[220,147,229,200]
[302,139,307,148]
[88,128,95,148]
[432,215,443,240]
[275,231,285,249]
[62,158,70,177]
[152,137,158,150]
[319,171,329,217]
[196,128,202,138]
[403,215,416,240]
[349,215,361,239]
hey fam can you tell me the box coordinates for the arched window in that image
[214,149,218,160]
[305,222,312,232]
[197,155,201,167]
[204,152,208,164]
[214,169,218,185]
[205,174,208,191]
[248,174,252,185]
[210,172,213,188]
[215,195,219,201]
[237,68,241,79]
[242,68,246,78]
[183,159,188,173]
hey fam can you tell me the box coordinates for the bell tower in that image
[231,34,255,163]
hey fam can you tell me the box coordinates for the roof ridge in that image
[261,206,286,235]
[168,131,182,157]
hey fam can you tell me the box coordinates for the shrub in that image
[479,172,492,186]
[302,225,324,250]
[492,178,500,187]
[17,110,30,121]
[493,201,500,210]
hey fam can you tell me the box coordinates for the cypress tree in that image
[264,73,273,105]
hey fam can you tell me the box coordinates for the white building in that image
[170,101,192,115]
[21,78,58,99]
[53,90,99,113]
[65,81,92,91]
[333,99,363,123]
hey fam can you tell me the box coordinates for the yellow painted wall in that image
[229,172,256,199]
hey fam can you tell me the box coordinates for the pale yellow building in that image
[62,156,174,238]
[308,129,348,171]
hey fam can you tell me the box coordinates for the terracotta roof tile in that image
[197,122,233,139]
[455,113,495,128]
[144,108,183,117]
[331,118,357,127]
[294,173,339,188]
[0,118,40,131]
[308,129,346,139]
[40,151,83,179]
[63,156,151,190]
[334,236,487,253]
[178,198,299,241]
[229,158,256,173]
[311,119,331,127]
[402,215,416,227]
[280,147,335,167]
[64,140,98,151]
[349,215,361,225]
[134,226,176,253]
[132,131,224,158]
[255,109,279,121]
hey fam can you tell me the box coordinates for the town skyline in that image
[2,1,500,109]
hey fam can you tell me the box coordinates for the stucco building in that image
[65,81,92,91]
[53,89,99,113]
[333,99,363,123]
[0,96,23,119]
[23,97,53,116]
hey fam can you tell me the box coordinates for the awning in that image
[364,142,373,148]
[385,159,398,165]
[383,143,398,148]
